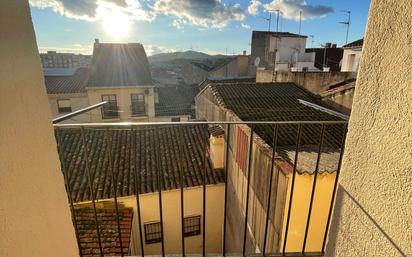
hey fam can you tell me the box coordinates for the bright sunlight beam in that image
[101,9,130,39]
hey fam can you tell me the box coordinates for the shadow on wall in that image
[325,186,407,257]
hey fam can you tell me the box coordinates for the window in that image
[131,94,146,116]
[171,117,181,122]
[101,95,119,119]
[144,222,162,244]
[183,216,201,237]
[57,99,72,113]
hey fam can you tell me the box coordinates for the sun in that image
[102,10,130,39]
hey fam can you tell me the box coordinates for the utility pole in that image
[298,11,302,35]
[340,10,351,44]
[264,13,272,32]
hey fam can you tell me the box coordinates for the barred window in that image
[184,216,201,237]
[144,222,162,244]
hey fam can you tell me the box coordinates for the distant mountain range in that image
[148,50,226,64]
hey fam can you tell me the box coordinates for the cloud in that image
[153,0,245,28]
[30,0,155,21]
[248,0,261,15]
[30,0,247,29]
[170,19,187,30]
[263,0,333,20]
[145,45,176,56]
[241,23,251,29]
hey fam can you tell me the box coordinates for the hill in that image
[148,50,226,64]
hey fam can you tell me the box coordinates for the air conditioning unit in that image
[144,89,150,95]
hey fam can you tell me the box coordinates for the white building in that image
[341,38,363,72]
[251,31,318,72]
[40,51,91,68]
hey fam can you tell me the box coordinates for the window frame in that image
[144,221,163,244]
[183,215,201,237]
[131,93,146,116]
[57,99,72,113]
[101,94,119,119]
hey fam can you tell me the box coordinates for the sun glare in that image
[102,10,130,39]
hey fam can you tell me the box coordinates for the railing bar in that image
[131,126,145,257]
[302,124,326,253]
[55,128,83,257]
[321,124,348,253]
[202,124,207,257]
[282,124,303,255]
[243,124,255,257]
[154,126,166,257]
[176,125,186,257]
[262,124,279,256]
[54,120,348,128]
[222,123,231,256]
[80,127,104,257]
[105,129,124,257]
[52,101,107,124]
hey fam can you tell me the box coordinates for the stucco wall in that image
[87,86,155,122]
[326,1,412,256]
[48,93,91,123]
[256,70,356,94]
[0,1,79,257]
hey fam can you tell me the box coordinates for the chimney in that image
[325,42,332,48]
[95,38,99,44]
[208,126,225,169]
[243,50,247,56]
[332,43,337,48]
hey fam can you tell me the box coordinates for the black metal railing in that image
[54,120,347,257]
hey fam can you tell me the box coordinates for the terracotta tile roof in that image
[88,43,153,87]
[155,86,196,117]
[58,125,224,202]
[208,125,225,137]
[206,82,346,148]
[45,67,89,94]
[343,38,364,48]
[75,202,133,257]
[320,80,356,97]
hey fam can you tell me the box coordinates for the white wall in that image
[0,1,79,257]
[341,48,362,72]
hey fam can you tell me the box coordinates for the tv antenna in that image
[340,10,351,44]
[262,13,272,31]
[310,35,315,49]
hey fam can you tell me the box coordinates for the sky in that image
[30,0,371,56]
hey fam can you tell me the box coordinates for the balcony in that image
[54,120,347,257]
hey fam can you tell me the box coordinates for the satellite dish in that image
[254,57,261,67]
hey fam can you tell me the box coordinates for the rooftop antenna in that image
[279,11,283,32]
[298,10,302,35]
[340,10,351,44]
[310,35,315,49]
[262,13,272,31]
